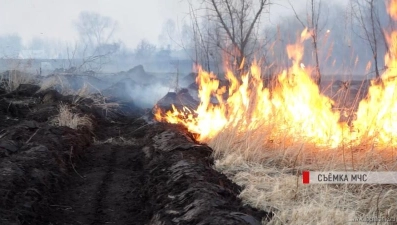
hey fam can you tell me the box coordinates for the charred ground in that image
[0,78,272,224]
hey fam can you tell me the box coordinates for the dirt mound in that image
[101,78,138,101]
[40,74,109,94]
[127,64,145,74]
[0,82,272,224]
[0,84,40,98]
[155,88,199,112]
[141,123,273,224]
[0,83,141,224]
[0,120,91,224]
[43,142,147,225]
[112,65,157,85]
[39,122,272,225]
[0,85,43,119]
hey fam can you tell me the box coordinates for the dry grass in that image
[69,82,120,114]
[38,75,70,94]
[52,104,93,131]
[39,76,93,97]
[0,58,38,92]
[1,70,36,92]
[38,75,91,99]
[93,101,120,116]
[209,119,397,225]
[39,78,120,116]
[39,77,120,118]
[203,78,397,224]
[72,82,92,104]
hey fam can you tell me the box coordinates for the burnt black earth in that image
[0,84,272,225]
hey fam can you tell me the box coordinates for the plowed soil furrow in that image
[91,144,117,225]
[0,84,272,225]
[47,143,146,225]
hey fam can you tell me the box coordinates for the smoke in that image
[126,81,172,108]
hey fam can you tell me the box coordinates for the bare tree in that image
[188,3,216,71]
[351,0,388,78]
[75,11,117,49]
[64,41,120,73]
[290,0,327,86]
[73,11,120,72]
[200,0,269,71]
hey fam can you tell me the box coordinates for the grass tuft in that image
[52,104,93,131]
[1,70,36,93]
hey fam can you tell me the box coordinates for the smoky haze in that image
[0,0,390,107]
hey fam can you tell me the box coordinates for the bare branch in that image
[210,0,238,47]
[289,0,306,28]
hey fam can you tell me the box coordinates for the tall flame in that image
[155,0,397,148]
[156,29,345,147]
[353,2,397,145]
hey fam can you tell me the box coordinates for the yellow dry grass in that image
[39,77,120,116]
[52,104,93,131]
[209,122,397,225]
[1,70,36,92]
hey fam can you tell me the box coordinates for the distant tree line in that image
[0,0,394,79]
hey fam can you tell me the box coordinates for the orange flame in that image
[353,14,397,145]
[155,1,397,148]
[156,29,346,147]
[388,0,397,20]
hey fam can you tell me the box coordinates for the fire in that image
[156,29,346,147]
[388,0,397,20]
[155,0,397,148]
[155,69,229,139]
[353,18,397,145]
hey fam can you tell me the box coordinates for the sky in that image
[0,0,348,49]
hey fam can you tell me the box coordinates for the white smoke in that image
[126,81,172,108]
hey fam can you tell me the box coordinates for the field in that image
[0,68,275,225]
[155,64,397,225]
[0,53,396,225]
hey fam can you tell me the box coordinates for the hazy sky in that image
[0,0,347,49]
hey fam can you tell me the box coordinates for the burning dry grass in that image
[154,33,397,225]
[52,104,93,130]
[210,128,397,224]
[154,55,397,223]
[153,1,397,223]
[154,42,397,224]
